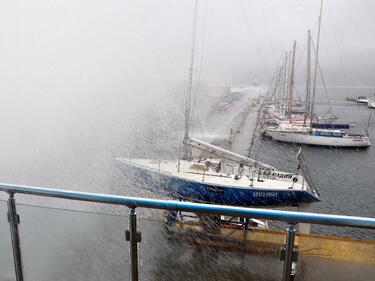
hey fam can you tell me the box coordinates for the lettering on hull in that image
[253,191,279,198]
[270,172,293,179]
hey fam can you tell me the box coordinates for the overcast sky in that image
[0,0,374,89]
[0,0,374,188]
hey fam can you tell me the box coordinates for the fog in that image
[0,0,374,195]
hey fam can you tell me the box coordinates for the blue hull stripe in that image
[120,162,319,207]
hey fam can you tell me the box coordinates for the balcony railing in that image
[1,182,375,281]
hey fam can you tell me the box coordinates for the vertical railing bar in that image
[7,192,24,281]
[281,223,296,281]
[129,207,139,281]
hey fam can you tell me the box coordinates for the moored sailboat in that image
[116,0,320,207]
[264,1,370,148]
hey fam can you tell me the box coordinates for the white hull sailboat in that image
[265,4,370,148]
[357,96,369,104]
[266,127,370,147]
[117,138,319,207]
[117,0,320,207]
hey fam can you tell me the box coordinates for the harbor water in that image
[0,86,374,280]
[252,87,375,239]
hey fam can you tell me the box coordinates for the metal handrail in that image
[1,182,375,281]
[0,182,374,229]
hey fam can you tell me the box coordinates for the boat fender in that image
[293,177,298,183]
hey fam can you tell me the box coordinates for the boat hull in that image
[117,159,319,207]
[266,130,370,148]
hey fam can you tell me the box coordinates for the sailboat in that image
[264,1,370,148]
[116,0,320,207]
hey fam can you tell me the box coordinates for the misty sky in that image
[0,0,374,89]
[0,0,374,189]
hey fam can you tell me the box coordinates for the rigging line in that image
[248,55,284,160]
[327,0,350,93]
[263,54,284,103]
[311,38,334,115]
[295,19,319,70]
[191,0,207,138]
[295,42,307,73]
[310,0,324,123]
[294,85,302,103]
[155,0,176,44]
[194,110,206,139]
[260,0,277,65]
[294,18,321,77]
[366,111,372,135]
[281,52,290,112]
[182,0,199,160]
[238,0,271,80]
[247,68,278,160]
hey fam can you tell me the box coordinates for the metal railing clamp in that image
[279,247,298,262]
[125,230,142,243]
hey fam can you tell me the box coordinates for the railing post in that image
[281,223,296,281]
[127,207,140,281]
[7,192,24,281]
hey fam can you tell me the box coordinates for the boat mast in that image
[182,0,199,160]
[304,30,312,127]
[287,41,296,119]
[309,0,324,128]
[284,51,291,117]
[280,53,288,115]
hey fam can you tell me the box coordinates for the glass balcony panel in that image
[295,256,375,281]
[2,199,374,281]
[15,204,129,281]
[138,215,282,281]
[0,199,16,281]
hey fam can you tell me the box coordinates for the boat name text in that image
[253,191,279,198]
[271,172,293,179]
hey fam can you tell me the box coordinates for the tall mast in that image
[304,30,312,126]
[284,51,291,116]
[310,0,324,128]
[280,53,288,115]
[182,0,199,160]
[287,41,296,119]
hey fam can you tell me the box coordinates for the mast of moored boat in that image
[182,0,199,160]
[304,30,312,127]
[309,0,324,129]
[287,41,296,120]
[279,53,289,116]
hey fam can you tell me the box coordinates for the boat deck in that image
[120,158,307,191]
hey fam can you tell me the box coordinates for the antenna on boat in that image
[182,0,199,160]
[309,0,324,129]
